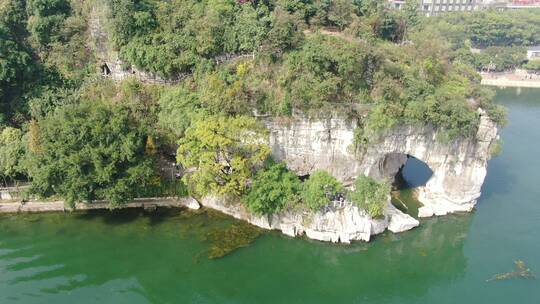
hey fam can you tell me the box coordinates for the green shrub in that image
[522,60,540,71]
[300,170,344,211]
[490,139,503,158]
[177,115,270,197]
[348,175,390,218]
[243,161,301,215]
[25,100,154,208]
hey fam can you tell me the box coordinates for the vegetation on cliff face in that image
[176,115,270,198]
[243,160,301,215]
[348,176,390,218]
[300,170,344,211]
[0,0,511,209]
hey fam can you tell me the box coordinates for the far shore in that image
[0,197,200,214]
[481,70,540,88]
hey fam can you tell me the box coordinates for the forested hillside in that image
[0,0,517,214]
[423,9,540,71]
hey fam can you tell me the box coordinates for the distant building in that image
[389,0,482,16]
[507,0,540,8]
[527,46,540,60]
[387,0,540,15]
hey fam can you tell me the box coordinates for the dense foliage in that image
[523,60,540,71]
[420,9,540,72]
[472,46,527,72]
[243,161,301,215]
[0,0,36,125]
[26,101,154,207]
[0,0,515,210]
[423,9,540,48]
[0,127,26,184]
[300,170,344,211]
[176,115,270,197]
[0,0,90,127]
[109,0,273,77]
[348,176,390,218]
[107,0,418,78]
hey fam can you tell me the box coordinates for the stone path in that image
[0,197,200,214]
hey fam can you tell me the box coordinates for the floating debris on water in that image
[487,260,535,282]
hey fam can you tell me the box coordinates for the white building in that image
[389,0,484,16]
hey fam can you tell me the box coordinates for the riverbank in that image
[481,70,540,88]
[0,197,201,213]
[0,195,419,243]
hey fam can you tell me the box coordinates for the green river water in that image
[1,88,539,303]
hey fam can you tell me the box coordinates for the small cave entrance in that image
[101,63,111,76]
[298,173,310,182]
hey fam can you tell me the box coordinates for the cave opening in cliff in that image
[394,155,433,190]
[298,174,310,182]
[101,63,111,76]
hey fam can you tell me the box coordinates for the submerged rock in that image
[418,206,435,218]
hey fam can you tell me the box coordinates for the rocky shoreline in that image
[201,196,419,243]
[0,195,419,243]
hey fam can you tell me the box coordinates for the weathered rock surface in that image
[264,109,498,217]
[201,197,418,243]
[0,190,12,201]
[387,204,421,233]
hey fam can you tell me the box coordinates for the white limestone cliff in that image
[196,109,497,243]
[264,109,498,218]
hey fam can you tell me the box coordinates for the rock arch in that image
[376,153,433,189]
[265,110,498,217]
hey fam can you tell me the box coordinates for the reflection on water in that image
[0,207,472,303]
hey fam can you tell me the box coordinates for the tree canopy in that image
[0,127,26,183]
[300,170,344,211]
[243,160,301,215]
[26,100,154,207]
[177,115,270,197]
[0,0,517,210]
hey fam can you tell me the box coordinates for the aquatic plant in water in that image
[487,260,535,282]
[204,221,262,259]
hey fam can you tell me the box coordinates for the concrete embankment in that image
[481,70,540,88]
[481,78,540,88]
[0,197,201,214]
